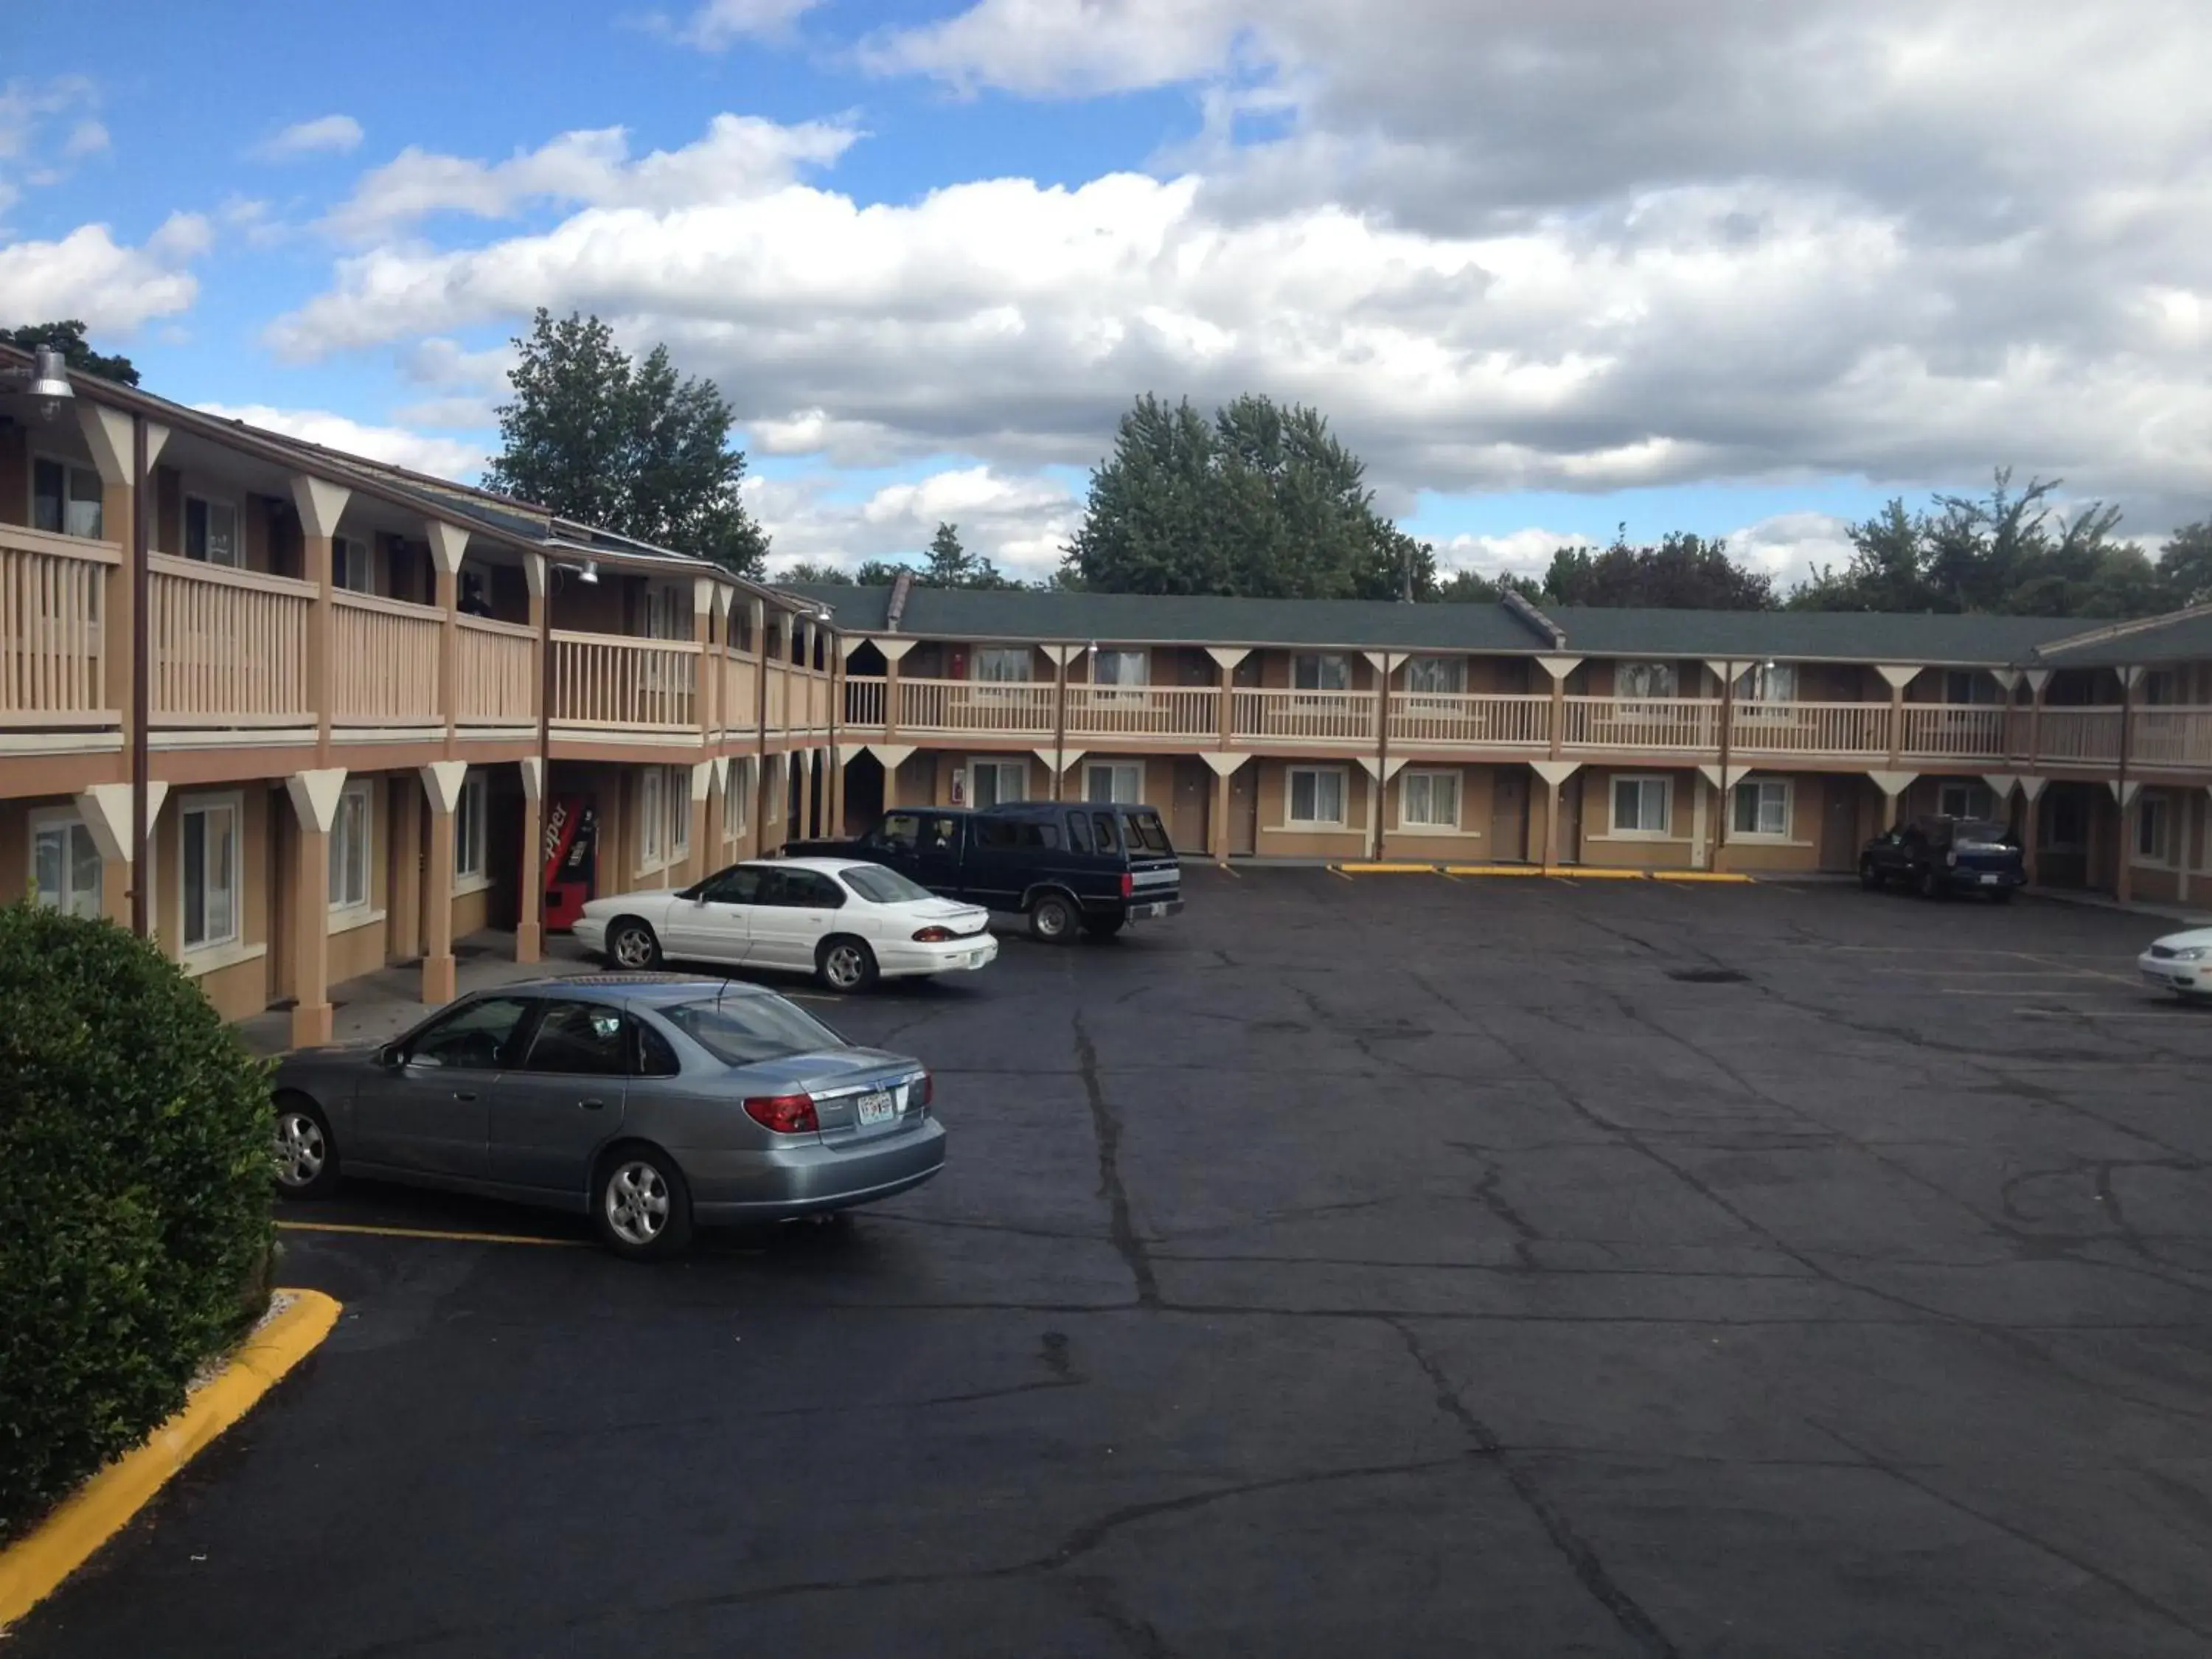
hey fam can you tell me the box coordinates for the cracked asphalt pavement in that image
[18,869,2212,1657]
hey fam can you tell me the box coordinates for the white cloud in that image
[1433,528,1593,582]
[254,114,364,160]
[664,0,823,49]
[321,114,858,241]
[1725,512,1858,590]
[62,119,108,159]
[193,403,488,480]
[0,222,203,330]
[1,75,101,219]
[758,465,1082,580]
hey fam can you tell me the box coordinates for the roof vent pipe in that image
[886,566,916,632]
[1500,588,1567,648]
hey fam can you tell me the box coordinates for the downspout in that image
[130,412,150,938]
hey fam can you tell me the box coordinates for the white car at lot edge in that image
[2138,927,2212,1000]
[574,857,998,992]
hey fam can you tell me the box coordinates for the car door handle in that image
[578,1097,606,1111]
[453,1090,478,1102]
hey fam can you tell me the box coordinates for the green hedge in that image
[0,902,276,1541]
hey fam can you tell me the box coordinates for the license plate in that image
[1132,901,1168,919]
[1978,874,1998,886]
[855,1090,895,1126]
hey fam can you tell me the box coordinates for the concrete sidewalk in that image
[237,931,599,1058]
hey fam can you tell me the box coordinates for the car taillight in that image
[1119,872,1133,899]
[744,1093,818,1134]
[912,925,955,942]
[914,1071,933,1109]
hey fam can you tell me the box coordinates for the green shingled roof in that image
[2034,608,2212,667]
[777,582,2154,665]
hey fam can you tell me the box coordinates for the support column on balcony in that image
[77,401,150,748]
[835,744,862,838]
[878,637,916,741]
[428,521,467,749]
[874,745,914,810]
[419,762,466,1006]
[518,757,545,963]
[291,477,350,754]
[1537,656,1579,759]
[2113,779,2142,903]
[1877,665,1918,765]
[1206,647,1248,756]
[285,768,348,1047]
[1531,759,1581,871]
[1696,763,1750,872]
[389,780,423,961]
[1045,644,1085,799]
[689,760,714,883]
[1203,752,1246,863]
[695,579,718,738]
[74,782,164,930]
[1868,770,1919,841]
[2017,774,2047,886]
[2023,669,2050,768]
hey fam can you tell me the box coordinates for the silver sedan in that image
[269,976,946,1259]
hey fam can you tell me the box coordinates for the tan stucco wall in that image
[1375,762,1498,858]
[1252,757,1371,855]
[152,783,276,1020]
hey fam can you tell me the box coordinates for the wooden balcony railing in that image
[2034,707,2123,765]
[1067,685,1218,738]
[1728,700,1888,757]
[1564,696,1721,751]
[1232,688,1377,742]
[2128,707,2212,769]
[902,677,1057,734]
[1896,703,2008,761]
[333,591,443,726]
[845,675,886,729]
[765,664,787,732]
[1389,692,1549,747]
[550,632,698,729]
[455,615,538,726]
[148,554,313,726]
[806,671,830,728]
[721,650,759,731]
[1,525,114,726]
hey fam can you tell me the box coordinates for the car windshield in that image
[660,996,846,1065]
[1954,819,2013,844]
[1121,809,1172,854]
[840,865,935,905]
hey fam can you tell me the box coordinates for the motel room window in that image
[1293,653,1351,693]
[1093,649,1148,686]
[2141,669,2180,707]
[330,782,372,912]
[1405,657,1466,700]
[2138,794,2172,863]
[1400,769,1461,830]
[183,495,241,566]
[1938,780,1994,821]
[726,759,751,840]
[1086,762,1144,804]
[1732,778,1792,838]
[1611,775,1672,837]
[1287,766,1347,827]
[973,647,1032,684]
[640,768,664,866]
[1616,661,1678,708]
[1944,669,2001,705]
[32,456,104,539]
[967,757,1027,808]
[181,798,240,950]
[455,772,488,883]
[31,813,103,919]
[334,536,374,594]
[1733,661,1796,706]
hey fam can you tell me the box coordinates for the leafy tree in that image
[1437,567,1543,604]
[1540,529,1775,610]
[2,319,139,385]
[922,522,1023,589]
[1063,393,1428,599]
[2156,522,2212,609]
[778,558,913,586]
[484,310,769,577]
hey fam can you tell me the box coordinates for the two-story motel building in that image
[5,348,2211,1032]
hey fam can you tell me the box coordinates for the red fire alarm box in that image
[542,794,598,931]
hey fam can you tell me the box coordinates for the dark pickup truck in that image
[787,802,1183,942]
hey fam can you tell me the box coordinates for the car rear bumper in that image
[2138,954,2211,995]
[679,1117,948,1221]
[1945,867,2025,891]
[1082,894,1183,919]
[877,933,999,978]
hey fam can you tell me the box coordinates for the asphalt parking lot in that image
[17,869,2212,1658]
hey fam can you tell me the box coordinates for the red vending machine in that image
[542,795,598,931]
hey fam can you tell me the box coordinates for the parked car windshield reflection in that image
[839,865,936,905]
[661,996,846,1065]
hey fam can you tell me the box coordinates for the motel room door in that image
[1491,769,1530,862]
[1819,776,1860,872]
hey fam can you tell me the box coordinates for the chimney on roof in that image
[1500,589,1567,648]
[886,566,916,632]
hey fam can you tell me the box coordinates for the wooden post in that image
[291,477,348,757]
[285,770,346,1048]
[517,757,544,964]
[419,762,465,1006]
[1052,646,1068,801]
[429,522,466,750]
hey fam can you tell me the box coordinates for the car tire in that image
[607,917,662,970]
[817,935,879,992]
[272,1093,341,1200]
[1027,891,1078,944]
[1915,865,1943,900]
[1858,858,1884,891]
[1082,915,1125,939]
[592,1145,694,1261]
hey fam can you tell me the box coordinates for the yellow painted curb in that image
[279,1218,587,1248]
[0,1288,341,1630]
[1555,867,1647,880]
[1331,862,1439,874]
[1651,871,1756,883]
[1441,864,1547,877]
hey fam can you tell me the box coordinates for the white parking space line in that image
[1941,987,2112,997]
[2015,1006,2203,1020]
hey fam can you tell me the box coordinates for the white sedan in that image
[2138,926,2212,1000]
[574,857,998,992]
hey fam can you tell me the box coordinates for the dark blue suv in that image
[1860,815,2025,902]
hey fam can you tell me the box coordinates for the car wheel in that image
[817,936,879,992]
[607,918,662,970]
[1858,858,1883,891]
[1082,915,1125,939]
[272,1093,340,1200]
[593,1146,694,1261]
[1027,892,1077,944]
[1915,864,1943,900]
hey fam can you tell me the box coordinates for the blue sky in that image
[6,0,2204,585]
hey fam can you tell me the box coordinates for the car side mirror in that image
[375,1043,403,1067]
